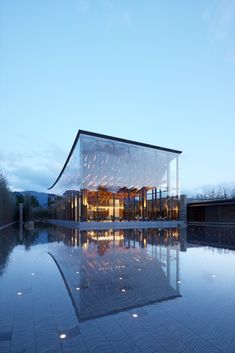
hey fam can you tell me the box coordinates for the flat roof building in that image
[48,130,182,223]
[187,199,235,225]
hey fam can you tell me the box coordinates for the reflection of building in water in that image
[187,225,235,250]
[48,130,181,222]
[49,227,183,321]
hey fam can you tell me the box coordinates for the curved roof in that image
[48,130,182,190]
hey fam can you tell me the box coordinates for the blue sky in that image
[0,0,235,194]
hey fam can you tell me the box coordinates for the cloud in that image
[8,167,55,192]
[0,145,67,192]
[202,0,235,59]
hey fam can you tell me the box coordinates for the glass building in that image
[48,130,182,222]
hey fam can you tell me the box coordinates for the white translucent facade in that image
[49,131,181,222]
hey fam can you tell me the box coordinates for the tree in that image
[15,193,40,221]
[193,185,235,200]
[30,195,39,208]
[0,172,15,226]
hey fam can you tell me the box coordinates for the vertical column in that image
[75,192,77,222]
[113,194,115,222]
[167,157,170,196]
[70,192,72,221]
[141,188,145,220]
[96,190,99,221]
[176,243,180,292]
[167,244,171,284]
[151,189,154,220]
[159,189,162,218]
[176,155,180,198]
[78,192,81,222]
[65,193,68,220]
[68,192,71,220]
[167,157,171,220]
[72,192,74,221]
[82,189,87,221]
[19,203,23,224]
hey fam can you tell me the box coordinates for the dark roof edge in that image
[79,130,182,154]
[48,129,182,190]
[188,199,235,207]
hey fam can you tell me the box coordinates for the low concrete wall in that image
[46,219,186,231]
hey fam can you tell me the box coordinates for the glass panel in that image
[50,133,180,221]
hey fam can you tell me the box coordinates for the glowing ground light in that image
[17,292,22,296]
[119,277,123,280]
[60,334,67,339]
[137,268,142,271]
[132,314,138,318]
[121,289,126,292]
[76,271,79,274]
[136,259,140,262]
[76,287,80,291]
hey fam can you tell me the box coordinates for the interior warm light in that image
[90,235,123,241]
[91,206,123,210]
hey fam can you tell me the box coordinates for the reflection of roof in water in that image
[49,239,181,322]
[187,225,235,250]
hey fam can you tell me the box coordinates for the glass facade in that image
[49,131,181,222]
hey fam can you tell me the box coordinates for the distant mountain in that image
[13,191,48,207]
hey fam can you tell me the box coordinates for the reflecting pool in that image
[1,224,235,352]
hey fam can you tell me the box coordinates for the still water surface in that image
[0,224,235,353]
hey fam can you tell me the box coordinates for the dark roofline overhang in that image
[48,129,182,190]
[187,199,235,207]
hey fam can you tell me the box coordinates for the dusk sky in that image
[1,0,235,195]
